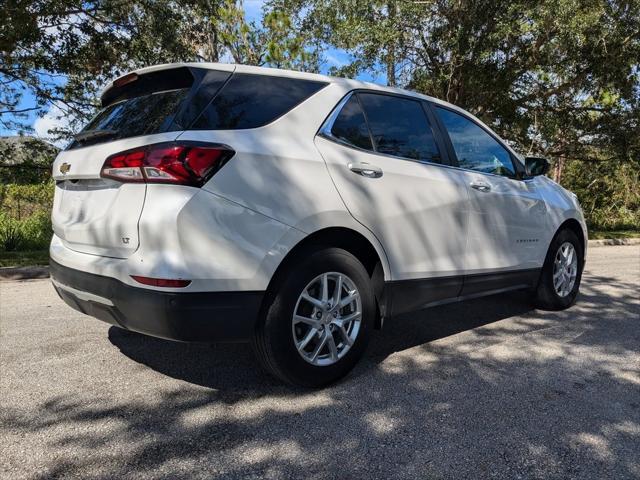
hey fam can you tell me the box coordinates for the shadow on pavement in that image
[106,289,535,392]
[3,274,639,479]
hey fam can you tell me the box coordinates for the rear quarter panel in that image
[176,83,349,230]
[176,83,393,281]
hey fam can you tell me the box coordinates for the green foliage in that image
[196,0,318,70]
[1,1,317,138]
[278,0,639,164]
[0,214,23,251]
[18,210,53,250]
[0,212,52,251]
[1,0,638,259]
[1,0,198,136]
[275,0,640,230]
[0,249,50,267]
[560,160,640,230]
[0,182,54,218]
[0,136,57,183]
[0,182,53,251]
[262,10,318,69]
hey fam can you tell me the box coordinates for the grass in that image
[0,250,49,268]
[588,229,640,240]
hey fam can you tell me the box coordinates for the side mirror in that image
[524,156,550,177]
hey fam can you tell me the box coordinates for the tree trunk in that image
[386,56,396,87]
[210,28,219,63]
[386,1,397,87]
[553,157,565,184]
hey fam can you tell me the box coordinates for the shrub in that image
[19,210,52,250]
[0,213,24,251]
[0,182,54,220]
[560,160,640,231]
[0,182,53,251]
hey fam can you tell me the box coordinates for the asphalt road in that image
[1,245,639,480]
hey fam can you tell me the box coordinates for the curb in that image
[0,266,50,281]
[1,238,639,281]
[588,238,640,247]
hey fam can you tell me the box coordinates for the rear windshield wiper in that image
[73,129,118,142]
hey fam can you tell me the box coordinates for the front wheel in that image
[252,247,375,387]
[534,228,584,310]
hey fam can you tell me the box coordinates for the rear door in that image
[51,66,233,258]
[315,91,470,313]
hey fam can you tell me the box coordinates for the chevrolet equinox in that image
[50,63,587,386]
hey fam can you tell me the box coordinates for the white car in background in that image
[50,63,587,387]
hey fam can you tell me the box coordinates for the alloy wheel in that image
[292,272,362,366]
[553,241,578,297]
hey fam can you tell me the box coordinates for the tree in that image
[270,0,639,228]
[0,0,313,139]
[1,1,199,135]
[211,3,318,69]
[274,1,639,171]
[0,136,57,183]
[269,0,416,84]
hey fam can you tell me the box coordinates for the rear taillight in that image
[101,142,234,186]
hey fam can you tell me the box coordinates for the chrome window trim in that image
[438,163,535,182]
[318,90,445,167]
[318,89,534,182]
[318,131,535,182]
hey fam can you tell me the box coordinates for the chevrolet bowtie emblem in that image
[59,162,71,174]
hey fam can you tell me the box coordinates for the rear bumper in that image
[50,259,263,343]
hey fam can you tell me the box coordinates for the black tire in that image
[534,228,584,310]
[252,247,375,387]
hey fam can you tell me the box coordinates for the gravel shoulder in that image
[1,245,639,479]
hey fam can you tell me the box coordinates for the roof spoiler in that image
[100,63,236,107]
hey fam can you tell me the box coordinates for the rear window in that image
[190,74,328,130]
[69,89,188,149]
[101,68,194,106]
[69,68,197,150]
[170,69,232,131]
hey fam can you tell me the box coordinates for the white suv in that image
[50,63,587,386]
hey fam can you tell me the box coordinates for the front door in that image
[432,105,550,294]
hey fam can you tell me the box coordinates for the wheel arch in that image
[261,226,390,329]
[557,218,587,258]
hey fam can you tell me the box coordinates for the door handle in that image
[470,181,491,192]
[348,162,383,178]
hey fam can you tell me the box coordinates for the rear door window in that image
[358,93,442,163]
[330,95,373,150]
[191,74,328,130]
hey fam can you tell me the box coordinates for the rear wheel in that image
[534,228,584,310]
[252,247,374,387]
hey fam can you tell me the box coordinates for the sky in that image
[2,0,384,144]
